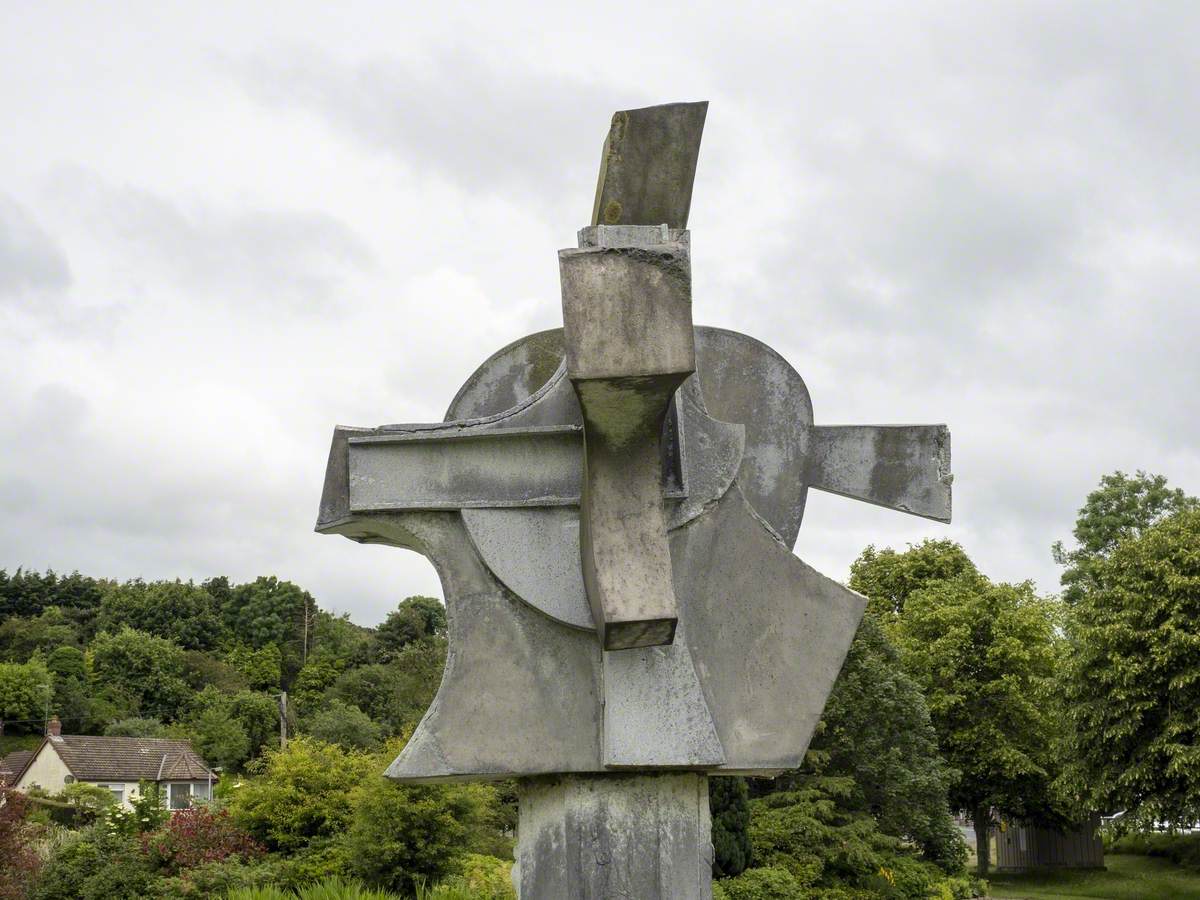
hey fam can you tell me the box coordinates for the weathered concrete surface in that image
[602,619,724,768]
[316,512,604,781]
[591,102,707,230]
[807,424,952,522]
[515,773,712,899]
[560,232,695,650]
[673,483,868,774]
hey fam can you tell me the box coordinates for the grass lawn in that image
[988,853,1200,899]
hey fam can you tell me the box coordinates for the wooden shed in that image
[992,814,1104,871]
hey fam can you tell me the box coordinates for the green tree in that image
[889,572,1059,873]
[849,539,978,625]
[1062,507,1200,827]
[104,717,169,738]
[225,644,283,692]
[89,627,190,722]
[710,776,751,877]
[0,658,54,729]
[97,579,225,651]
[0,607,79,661]
[305,699,384,750]
[810,614,964,870]
[1053,470,1198,605]
[223,577,314,683]
[190,707,252,772]
[325,638,446,736]
[375,596,446,659]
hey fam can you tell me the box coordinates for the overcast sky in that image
[2,2,1197,625]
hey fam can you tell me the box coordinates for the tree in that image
[809,614,964,870]
[849,539,978,625]
[224,643,283,692]
[89,627,189,722]
[223,577,314,683]
[0,659,53,730]
[710,777,751,877]
[0,607,79,661]
[96,579,225,651]
[305,699,383,750]
[1053,471,1197,605]
[375,596,446,659]
[189,707,252,772]
[889,572,1060,873]
[104,717,169,738]
[325,638,447,736]
[1061,507,1200,827]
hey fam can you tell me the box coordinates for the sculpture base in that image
[515,773,712,899]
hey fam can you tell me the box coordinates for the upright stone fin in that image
[592,101,708,229]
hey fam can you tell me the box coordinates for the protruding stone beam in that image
[591,101,708,230]
[560,225,695,650]
[806,424,952,523]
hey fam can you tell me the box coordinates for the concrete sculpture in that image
[317,101,952,898]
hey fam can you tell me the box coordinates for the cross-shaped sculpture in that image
[317,102,951,899]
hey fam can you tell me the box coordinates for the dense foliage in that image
[851,542,1061,873]
[1060,505,1200,827]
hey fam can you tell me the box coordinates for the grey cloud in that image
[231,50,637,217]
[0,194,71,299]
[43,165,375,312]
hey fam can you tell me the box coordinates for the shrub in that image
[33,822,154,900]
[432,853,514,898]
[717,866,804,900]
[344,772,490,894]
[228,738,374,853]
[1109,831,1200,870]
[0,790,40,900]
[143,806,263,874]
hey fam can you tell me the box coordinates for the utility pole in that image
[278,691,288,750]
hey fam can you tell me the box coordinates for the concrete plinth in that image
[515,773,712,899]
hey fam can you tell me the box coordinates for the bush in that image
[344,771,491,894]
[431,853,514,898]
[225,878,402,899]
[148,857,281,898]
[143,807,263,874]
[33,822,155,900]
[717,866,804,900]
[228,738,374,853]
[0,789,40,900]
[1108,831,1200,870]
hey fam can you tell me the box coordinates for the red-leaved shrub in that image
[141,806,263,874]
[0,789,41,899]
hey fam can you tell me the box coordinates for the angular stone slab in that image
[591,102,708,230]
[807,424,952,522]
[348,426,581,512]
[516,773,712,899]
[561,232,695,650]
[602,619,724,768]
[673,483,868,774]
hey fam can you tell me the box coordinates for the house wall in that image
[13,743,70,794]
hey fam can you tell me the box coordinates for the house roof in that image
[38,735,214,783]
[0,750,35,784]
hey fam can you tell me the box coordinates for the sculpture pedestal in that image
[515,773,712,899]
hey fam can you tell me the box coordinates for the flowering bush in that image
[143,806,263,874]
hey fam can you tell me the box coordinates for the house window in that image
[169,782,192,810]
[192,781,211,802]
[95,783,124,804]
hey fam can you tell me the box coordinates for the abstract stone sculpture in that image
[317,101,952,899]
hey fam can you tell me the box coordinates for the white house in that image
[2,717,215,810]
